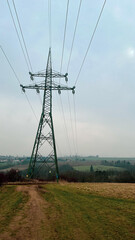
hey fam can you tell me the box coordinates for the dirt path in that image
[1,185,50,240]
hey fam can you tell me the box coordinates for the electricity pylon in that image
[20,48,75,181]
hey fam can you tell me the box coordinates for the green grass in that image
[0,186,28,233]
[74,164,124,172]
[40,183,135,240]
[0,162,13,170]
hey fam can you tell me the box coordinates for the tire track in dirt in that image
[0,185,51,240]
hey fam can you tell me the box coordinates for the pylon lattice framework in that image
[21,48,75,180]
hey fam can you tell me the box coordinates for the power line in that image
[8,0,43,107]
[59,95,72,156]
[65,0,82,155]
[73,94,78,156]
[74,0,106,86]
[67,0,83,73]
[37,93,43,105]
[7,0,30,72]
[56,143,62,158]
[24,93,38,121]
[58,0,72,156]
[67,91,77,155]
[60,0,70,75]
[0,46,38,121]
[12,0,33,72]
[54,91,66,157]
[0,45,20,85]
[54,91,73,157]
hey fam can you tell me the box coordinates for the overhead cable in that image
[8,0,43,106]
[67,0,83,72]
[58,0,72,156]
[0,46,38,121]
[67,91,77,155]
[0,45,20,85]
[7,0,30,72]
[24,93,38,121]
[12,0,33,72]
[74,0,106,86]
[73,94,78,156]
[59,95,72,156]
[54,91,66,157]
[65,0,82,156]
[60,0,70,75]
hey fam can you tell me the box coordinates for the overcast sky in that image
[1,0,135,157]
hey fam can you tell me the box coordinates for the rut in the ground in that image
[0,185,51,240]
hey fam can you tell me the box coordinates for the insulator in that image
[72,87,75,94]
[58,89,61,94]
[36,88,40,94]
[58,85,61,94]
[22,87,25,93]
[65,76,68,82]
[30,75,34,81]
[65,73,68,82]
[29,72,34,81]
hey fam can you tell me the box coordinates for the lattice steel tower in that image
[20,48,75,180]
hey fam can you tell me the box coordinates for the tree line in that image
[0,163,135,185]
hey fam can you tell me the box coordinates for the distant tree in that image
[59,164,74,173]
[90,165,94,172]
[0,172,6,186]
[6,169,22,182]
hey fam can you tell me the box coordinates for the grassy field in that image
[73,164,124,172]
[39,183,135,240]
[0,186,28,234]
[0,183,135,240]
[0,164,28,172]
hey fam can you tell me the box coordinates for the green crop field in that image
[0,164,28,172]
[73,164,124,172]
[0,183,135,240]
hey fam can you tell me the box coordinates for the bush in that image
[0,169,23,185]
[0,172,6,186]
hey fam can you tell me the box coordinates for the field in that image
[73,165,124,172]
[0,186,28,234]
[0,164,28,172]
[0,182,135,240]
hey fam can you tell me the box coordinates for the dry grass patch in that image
[59,182,135,200]
[39,183,135,240]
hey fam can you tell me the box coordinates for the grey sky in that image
[0,0,135,157]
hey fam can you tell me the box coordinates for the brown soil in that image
[0,185,50,240]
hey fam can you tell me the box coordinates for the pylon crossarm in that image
[29,70,68,82]
[20,83,75,93]
[52,81,75,91]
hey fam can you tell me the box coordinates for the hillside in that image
[0,182,135,240]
